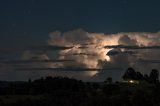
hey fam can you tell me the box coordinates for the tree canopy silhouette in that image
[122,67,137,80]
[149,69,159,84]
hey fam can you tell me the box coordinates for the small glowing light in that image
[129,80,134,83]
[128,80,139,84]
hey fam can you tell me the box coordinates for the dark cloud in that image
[80,43,96,46]
[15,67,122,71]
[105,45,160,50]
[138,59,160,64]
[118,35,137,45]
[107,49,136,56]
[0,45,73,53]
[0,59,75,64]
[60,53,96,56]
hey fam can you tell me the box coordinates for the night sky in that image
[1,0,160,46]
[0,0,160,81]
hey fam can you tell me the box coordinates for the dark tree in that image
[135,72,144,81]
[105,77,113,84]
[144,74,150,82]
[149,69,159,84]
[28,78,32,83]
[122,67,137,80]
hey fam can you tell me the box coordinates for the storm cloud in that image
[47,29,160,81]
[1,29,160,81]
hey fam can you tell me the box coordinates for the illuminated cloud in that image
[1,29,160,81]
[48,29,160,81]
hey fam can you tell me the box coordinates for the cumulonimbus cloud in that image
[1,29,160,81]
[47,29,160,81]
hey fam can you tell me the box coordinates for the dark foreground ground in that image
[0,77,160,106]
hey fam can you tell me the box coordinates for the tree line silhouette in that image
[123,67,159,84]
[0,67,159,106]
